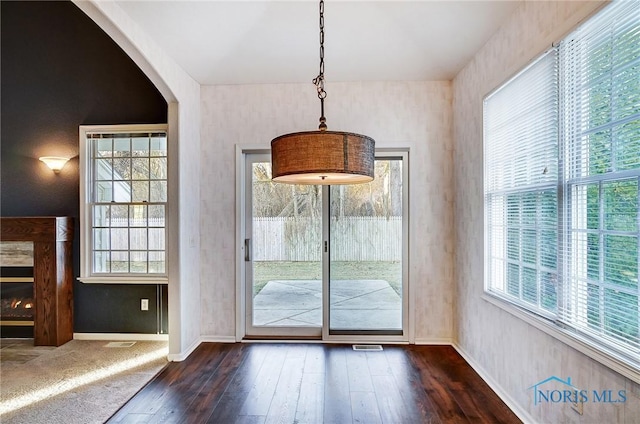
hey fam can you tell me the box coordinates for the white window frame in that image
[235,147,411,343]
[483,48,560,321]
[483,2,640,383]
[79,124,169,285]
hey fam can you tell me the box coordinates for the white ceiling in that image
[115,0,521,85]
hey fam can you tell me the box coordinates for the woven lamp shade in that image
[271,131,375,184]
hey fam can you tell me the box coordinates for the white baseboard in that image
[167,335,235,362]
[453,342,536,424]
[414,337,454,345]
[200,336,237,343]
[167,336,201,362]
[74,333,169,341]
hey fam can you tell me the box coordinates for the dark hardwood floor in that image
[108,343,521,424]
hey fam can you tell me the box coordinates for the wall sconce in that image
[39,156,70,173]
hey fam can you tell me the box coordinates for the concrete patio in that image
[252,279,402,330]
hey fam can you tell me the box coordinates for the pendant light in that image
[271,0,375,185]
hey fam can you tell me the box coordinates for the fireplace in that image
[1,266,35,338]
[1,217,74,346]
[2,282,34,319]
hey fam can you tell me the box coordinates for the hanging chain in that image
[313,0,326,100]
[312,0,327,130]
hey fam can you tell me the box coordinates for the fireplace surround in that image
[0,217,74,346]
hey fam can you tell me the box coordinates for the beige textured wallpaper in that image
[453,1,639,422]
[200,80,454,343]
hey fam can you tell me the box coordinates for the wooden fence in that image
[103,218,165,250]
[252,216,401,262]
[106,217,402,262]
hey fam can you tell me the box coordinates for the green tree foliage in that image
[584,28,639,345]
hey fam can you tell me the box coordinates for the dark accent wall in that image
[1,1,169,334]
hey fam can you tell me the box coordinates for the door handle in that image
[244,238,251,262]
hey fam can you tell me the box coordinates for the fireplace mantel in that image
[1,217,74,346]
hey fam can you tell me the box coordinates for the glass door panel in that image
[328,159,404,334]
[245,155,323,337]
[244,152,406,339]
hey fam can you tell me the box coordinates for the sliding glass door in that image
[244,152,407,340]
[245,154,323,337]
[328,159,404,334]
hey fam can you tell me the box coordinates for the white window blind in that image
[484,48,559,316]
[484,1,639,367]
[559,1,640,356]
[80,126,168,280]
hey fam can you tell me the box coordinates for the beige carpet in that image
[0,338,168,424]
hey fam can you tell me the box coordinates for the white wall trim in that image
[201,336,237,344]
[414,337,454,345]
[74,333,169,342]
[240,339,408,345]
[166,336,235,362]
[167,336,201,362]
[453,342,537,424]
[166,101,183,360]
[235,145,248,342]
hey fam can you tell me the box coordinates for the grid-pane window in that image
[560,1,640,355]
[87,131,167,275]
[485,1,639,363]
[484,48,559,316]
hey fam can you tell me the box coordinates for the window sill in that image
[78,276,168,285]
[482,292,640,384]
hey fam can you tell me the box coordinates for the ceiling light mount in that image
[271,0,375,185]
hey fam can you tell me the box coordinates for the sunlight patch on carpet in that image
[0,346,167,415]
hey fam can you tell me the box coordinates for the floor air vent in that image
[105,341,137,348]
[352,344,383,351]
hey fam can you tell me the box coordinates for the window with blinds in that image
[559,1,640,358]
[79,125,169,283]
[484,48,559,317]
[484,1,639,365]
